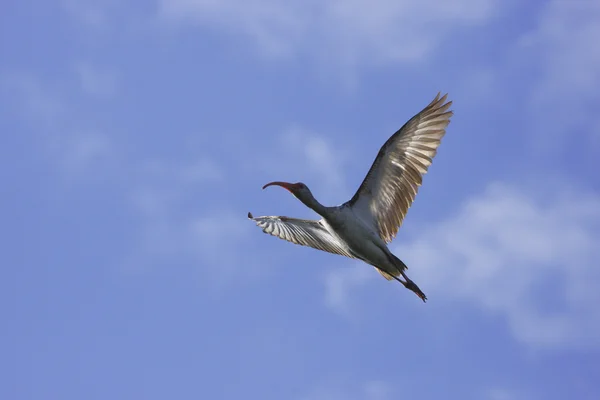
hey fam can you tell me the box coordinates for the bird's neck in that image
[300,195,328,217]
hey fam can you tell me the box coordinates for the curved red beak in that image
[262,181,294,191]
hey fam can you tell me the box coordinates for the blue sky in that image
[2,0,600,399]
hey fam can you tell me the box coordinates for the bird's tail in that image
[391,254,408,272]
[374,254,408,280]
[376,254,427,302]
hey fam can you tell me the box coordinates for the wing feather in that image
[247,212,356,259]
[347,93,453,243]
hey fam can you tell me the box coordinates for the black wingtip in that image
[247,212,253,219]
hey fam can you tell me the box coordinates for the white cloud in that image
[518,0,600,143]
[2,72,114,173]
[157,0,500,68]
[133,203,256,283]
[279,128,350,203]
[125,158,265,285]
[394,182,600,349]
[125,128,350,282]
[252,128,351,205]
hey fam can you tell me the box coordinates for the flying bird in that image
[248,93,453,302]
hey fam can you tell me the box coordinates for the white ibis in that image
[248,93,453,302]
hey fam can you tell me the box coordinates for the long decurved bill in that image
[262,181,294,191]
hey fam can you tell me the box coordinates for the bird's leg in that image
[398,271,427,303]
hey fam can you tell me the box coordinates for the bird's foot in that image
[404,279,427,303]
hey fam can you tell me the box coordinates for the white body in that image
[321,206,395,273]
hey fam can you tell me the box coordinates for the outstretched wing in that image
[347,93,453,243]
[247,212,356,259]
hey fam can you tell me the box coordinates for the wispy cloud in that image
[277,127,350,203]
[517,0,600,145]
[128,201,258,285]
[394,181,600,349]
[157,0,501,69]
[124,125,351,282]
[246,127,352,207]
[2,72,113,173]
[125,157,267,285]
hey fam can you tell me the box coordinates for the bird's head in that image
[262,181,314,202]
